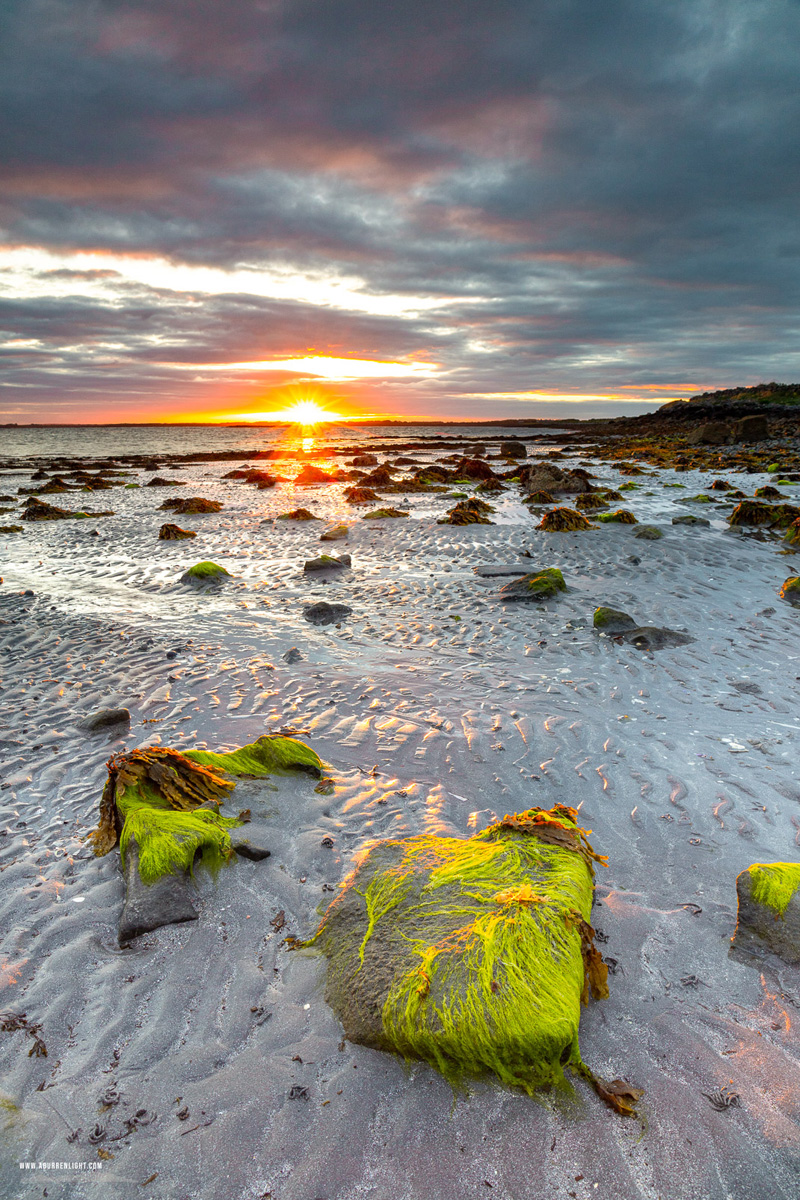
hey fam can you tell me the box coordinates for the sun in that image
[281,399,334,425]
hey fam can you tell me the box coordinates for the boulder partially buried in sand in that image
[158,523,196,540]
[732,862,800,963]
[303,601,352,625]
[180,561,230,583]
[79,707,131,733]
[277,508,318,520]
[160,497,222,514]
[498,567,567,601]
[90,738,322,943]
[304,805,637,1107]
[304,553,351,572]
[593,607,636,632]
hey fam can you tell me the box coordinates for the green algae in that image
[181,561,230,581]
[308,805,610,1096]
[363,507,410,519]
[92,737,322,885]
[748,862,800,916]
[185,735,322,778]
[514,567,566,598]
[596,509,638,524]
[593,606,636,631]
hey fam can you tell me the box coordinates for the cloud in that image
[1,0,799,420]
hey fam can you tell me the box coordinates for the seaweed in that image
[90,737,322,885]
[305,805,629,1107]
[747,862,800,917]
[159,523,197,540]
[596,509,638,524]
[344,487,380,504]
[538,507,594,532]
[277,508,317,520]
[363,507,410,519]
[438,498,495,525]
[159,497,222,514]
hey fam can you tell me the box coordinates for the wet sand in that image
[1,429,799,1199]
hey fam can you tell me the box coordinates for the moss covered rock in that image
[363,507,410,519]
[633,525,663,540]
[306,805,612,1095]
[672,514,710,527]
[733,862,800,964]
[596,509,638,524]
[593,607,636,632]
[527,490,555,505]
[498,567,567,602]
[180,561,230,583]
[304,553,351,572]
[320,524,349,540]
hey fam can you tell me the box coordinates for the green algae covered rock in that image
[538,507,594,532]
[277,507,318,520]
[596,509,637,524]
[733,862,800,964]
[784,518,800,548]
[593,606,636,632]
[90,736,322,887]
[363,507,410,519]
[320,523,349,540]
[307,805,611,1095]
[729,500,800,528]
[498,567,567,602]
[633,525,663,540]
[181,561,230,583]
[779,576,800,606]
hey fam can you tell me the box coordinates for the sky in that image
[2,0,800,424]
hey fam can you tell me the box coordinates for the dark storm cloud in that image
[2,0,800,418]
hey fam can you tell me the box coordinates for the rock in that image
[412,465,449,484]
[687,421,731,445]
[350,454,378,467]
[158,523,197,540]
[118,836,198,945]
[520,463,593,495]
[304,554,351,572]
[596,509,638,524]
[303,601,352,625]
[0,525,23,534]
[779,576,800,606]
[277,508,318,520]
[244,469,280,487]
[634,525,663,540]
[295,464,336,484]
[320,524,349,541]
[709,479,733,491]
[282,647,303,663]
[363,508,410,519]
[538,507,594,532]
[231,839,271,861]
[754,486,782,499]
[733,415,769,442]
[438,498,494,525]
[732,863,800,963]
[146,476,185,487]
[783,518,800,548]
[180,561,230,583]
[451,457,497,481]
[672,514,710,527]
[159,497,222,514]
[593,607,636,632]
[729,500,800,528]
[500,440,527,458]
[526,490,555,504]
[575,493,609,510]
[306,805,611,1094]
[498,567,567,601]
[345,486,380,504]
[361,465,396,487]
[619,626,694,651]
[21,497,114,521]
[79,708,132,733]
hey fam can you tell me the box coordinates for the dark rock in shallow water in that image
[672,514,710,527]
[232,838,271,861]
[118,836,198,945]
[80,707,131,733]
[593,607,636,632]
[304,553,351,572]
[303,601,352,625]
[732,863,800,964]
[634,525,663,540]
[619,626,694,651]
[282,647,303,663]
[350,454,378,467]
[500,440,527,458]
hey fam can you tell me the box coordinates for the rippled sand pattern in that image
[1,438,799,1199]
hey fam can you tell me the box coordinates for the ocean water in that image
[0,422,554,460]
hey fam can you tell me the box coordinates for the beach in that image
[1,422,799,1200]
